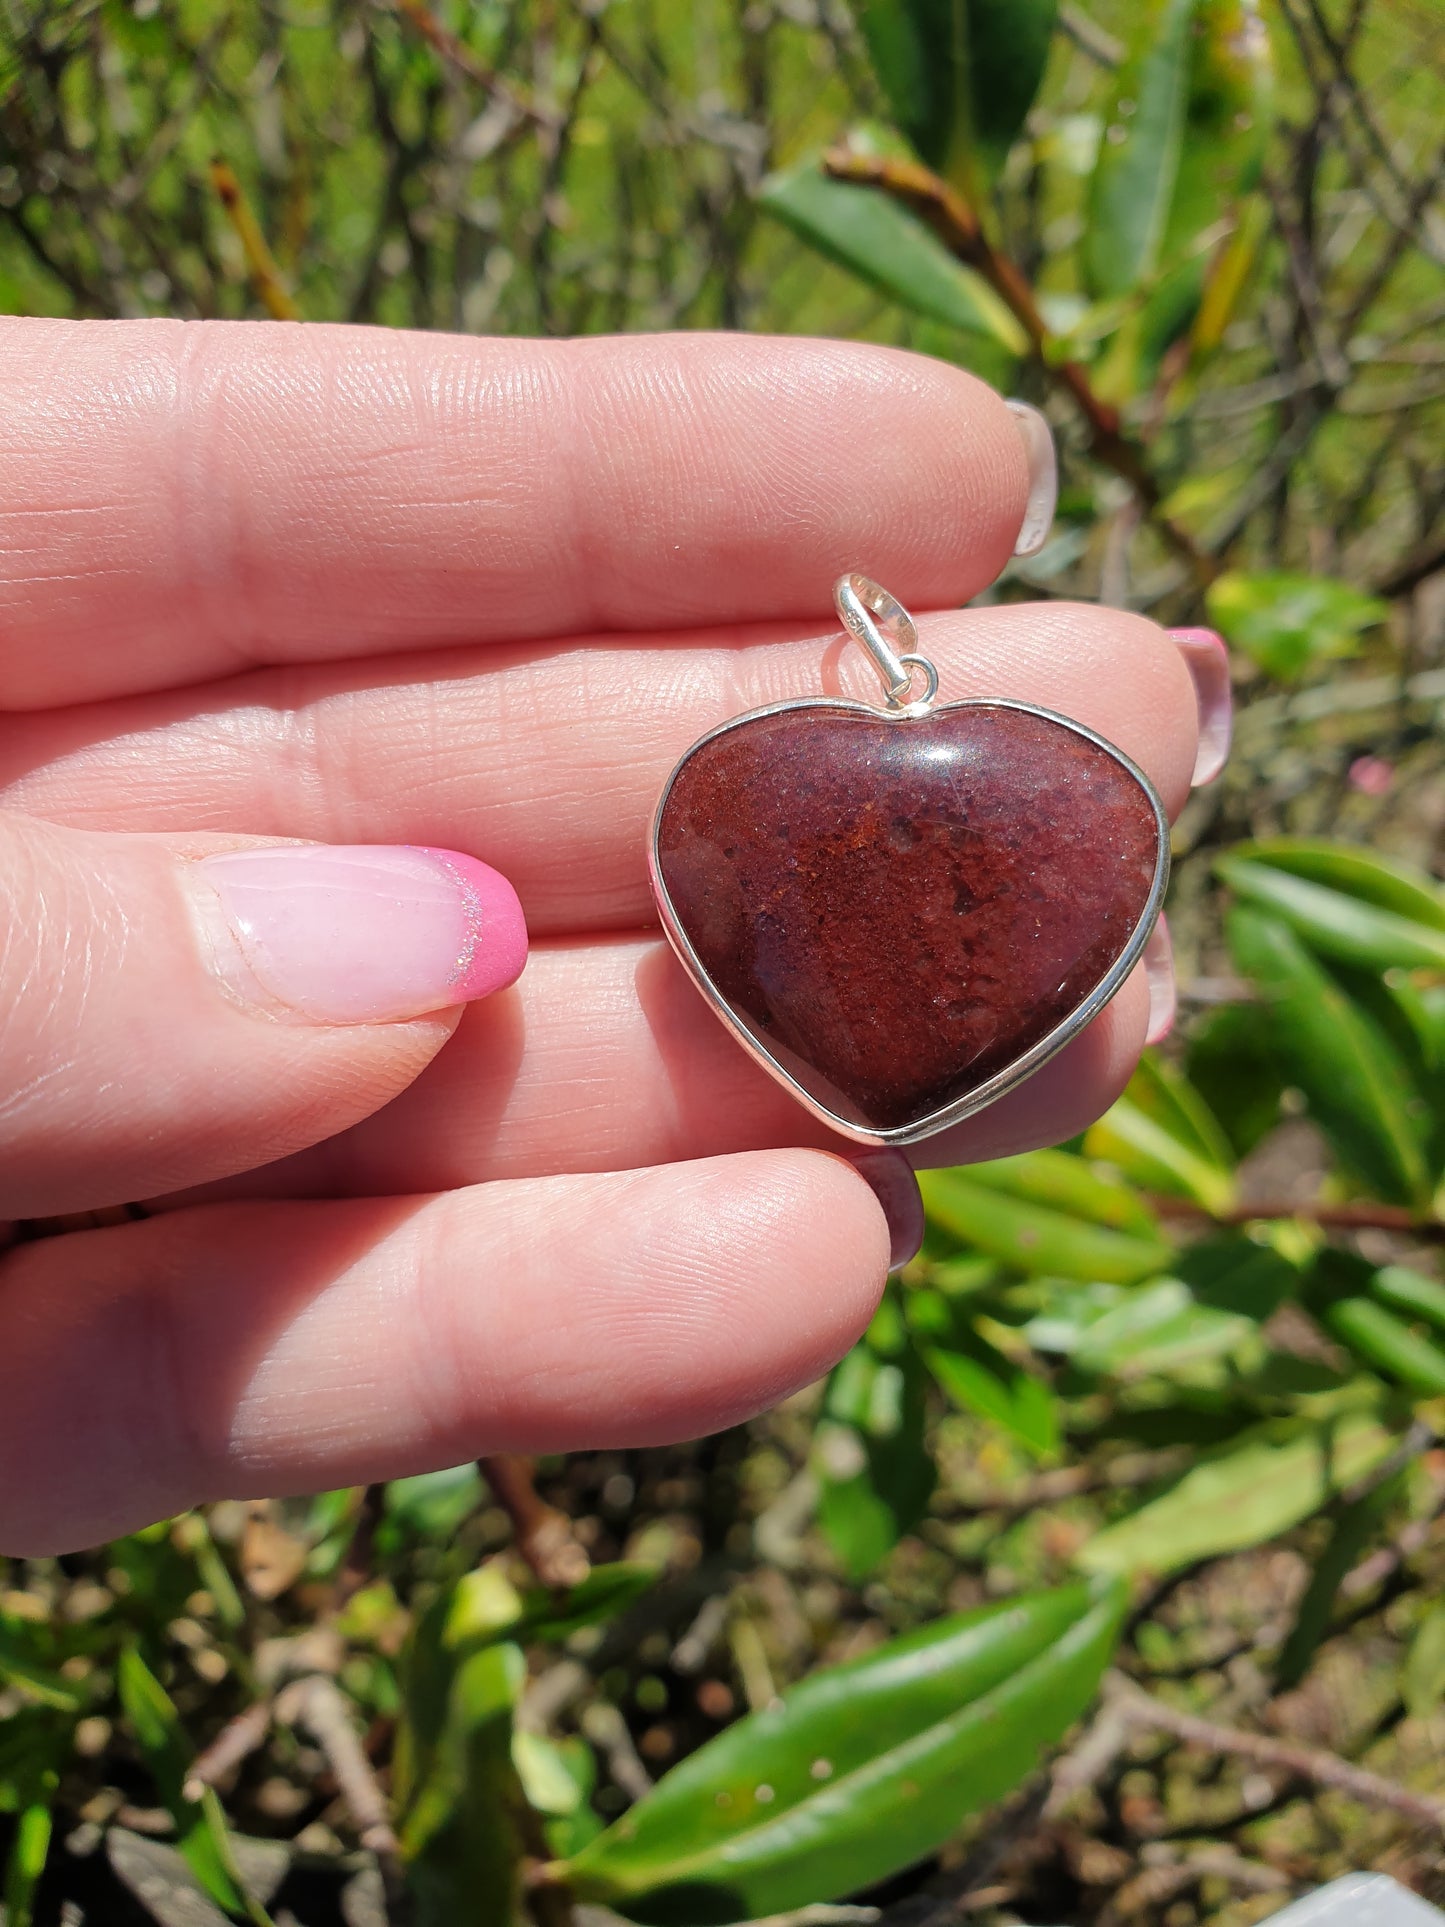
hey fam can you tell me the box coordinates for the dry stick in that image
[1341,1474,1445,1601]
[208,159,301,321]
[275,1674,404,1871]
[1100,1849,1288,1924]
[182,1698,276,1803]
[1105,1674,1445,1833]
[820,148,1214,587]
[478,1455,592,1589]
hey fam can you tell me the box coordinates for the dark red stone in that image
[655,702,1164,1135]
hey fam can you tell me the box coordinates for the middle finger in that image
[0,602,1197,936]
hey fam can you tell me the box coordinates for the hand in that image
[0,321,1208,1552]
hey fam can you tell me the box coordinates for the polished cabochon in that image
[648,692,1170,1146]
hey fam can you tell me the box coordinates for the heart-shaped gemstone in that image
[652,701,1166,1140]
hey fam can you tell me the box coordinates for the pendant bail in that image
[833,573,940,712]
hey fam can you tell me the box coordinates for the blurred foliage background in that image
[3,2,1445,1924]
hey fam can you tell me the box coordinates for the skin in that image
[0,320,1199,1553]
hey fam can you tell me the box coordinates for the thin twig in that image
[182,1699,275,1802]
[274,1674,404,1873]
[208,157,300,320]
[1341,1470,1445,1600]
[1106,1673,1445,1832]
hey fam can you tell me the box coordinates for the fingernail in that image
[1006,399,1058,558]
[1143,915,1176,1046]
[192,844,528,1023]
[849,1150,925,1272]
[1167,627,1233,786]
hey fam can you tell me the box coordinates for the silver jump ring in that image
[833,572,939,712]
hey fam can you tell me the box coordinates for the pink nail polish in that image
[192,844,527,1023]
[848,1149,925,1272]
[1143,914,1176,1046]
[1168,627,1233,786]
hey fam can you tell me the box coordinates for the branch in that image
[478,1455,591,1589]
[1106,1673,1445,1832]
[274,1673,404,1874]
[208,158,300,320]
[1375,534,1445,600]
[182,1699,275,1802]
[387,0,551,129]
[1147,1194,1445,1241]
[820,148,1213,586]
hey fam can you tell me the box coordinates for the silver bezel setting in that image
[648,694,1171,1148]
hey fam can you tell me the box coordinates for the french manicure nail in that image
[1006,399,1058,558]
[192,844,528,1023]
[1168,627,1233,786]
[1143,915,1176,1046]
[849,1149,926,1272]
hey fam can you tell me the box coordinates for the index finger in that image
[0,320,1032,707]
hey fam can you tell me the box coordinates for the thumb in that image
[0,812,527,1216]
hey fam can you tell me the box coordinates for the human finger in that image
[0,322,1035,707]
[0,603,1198,936]
[156,934,1148,1204]
[0,813,525,1215]
[0,1149,891,1552]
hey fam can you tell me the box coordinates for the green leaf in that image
[384,1463,484,1541]
[401,1641,526,1927]
[1205,572,1389,681]
[1275,1470,1404,1689]
[1224,840,1445,933]
[1130,0,1275,380]
[959,1148,1162,1235]
[1404,1606,1445,1719]
[115,1648,275,1926]
[1078,1411,1403,1576]
[1084,0,1199,299]
[815,1339,936,1577]
[0,1614,85,1714]
[921,1168,1173,1282]
[921,1323,1059,1457]
[1217,855,1445,974]
[517,1563,658,1643]
[1319,1297,1445,1399]
[0,1710,72,1817]
[516,1732,603,1858]
[1186,1001,1285,1155]
[1167,2,1274,239]
[1069,1278,1249,1379]
[854,0,1059,186]
[563,1579,1126,1923]
[756,158,1027,350]
[1370,1265,1445,1337]
[1226,907,1431,1207]
[1085,1053,1238,1215]
[3,1794,54,1927]
[1027,1240,1291,1382]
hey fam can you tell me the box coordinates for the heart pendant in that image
[649,574,1170,1145]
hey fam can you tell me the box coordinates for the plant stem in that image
[1147,1195,1445,1241]
[821,147,1214,587]
[208,159,300,320]
[478,1455,591,1589]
